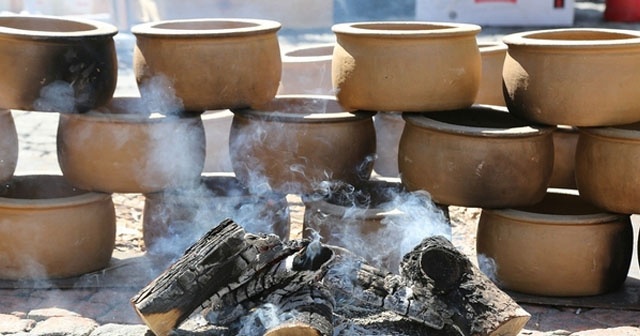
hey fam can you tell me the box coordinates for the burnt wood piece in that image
[204,239,335,326]
[264,284,335,336]
[401,236,530,336]
[324,236,530,336]
[131,219,260,336]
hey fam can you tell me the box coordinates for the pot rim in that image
[332,21,481,39]
[478,41,507,54]
[59,111,200,124]
[304,198,403,220]
[502,27,640,49]
[282,43,334,63]
[0,175,111,209]
[403,105,554,137]
[578,122,640,140]
[482,189,623,225]
[0,15,118,40]
[232,94,374,122]
[131,18,281,38]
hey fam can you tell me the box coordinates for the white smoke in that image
[477,253,500,285]
[305,182,451,273]
[236,303,295,336]
[34,80,77,113]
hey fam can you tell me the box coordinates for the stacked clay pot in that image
[332,21,481,112]
[0,175,116,279]
[229,95,376,195]
[57,97,206,194]
[398,105,555,208]
[131,18,282,111]
[477,189,632,297]
[0,15,118,113]
[279,43,335,96]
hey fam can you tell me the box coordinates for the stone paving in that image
[1,1,640,335]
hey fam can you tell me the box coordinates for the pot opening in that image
[285,45,334,58]
[0,16,96,33]
[154,20,260,31]
[514,192,604,216]
[425,107,531,129]
[0,175,86,199]
[350,22,458,32]
[308,180,405,209]
[526,30,637,41]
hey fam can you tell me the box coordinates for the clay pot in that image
[475,42,507,106]
[303,180,450,272]
[278,43,334,95]
[143,173,290,255]
[0,175,116,279]
[229,95,376,195]
[57,97,205,194]
[575,123,640,214]
[332,21,481,112]
[477,190,633,297]
[0,110,18,183]
[549,126,578,189]
[202,110,234,173]
[132,18,282,111]
[373,112,404,178]
[503,28,640,126]
[0,15,118,112]
[399,105,555,208]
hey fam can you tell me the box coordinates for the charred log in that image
[264,284,335,336]
[130,219,255,336]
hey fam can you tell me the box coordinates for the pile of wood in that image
[131,218,530,336]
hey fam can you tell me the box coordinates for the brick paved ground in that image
[1,1,639,335]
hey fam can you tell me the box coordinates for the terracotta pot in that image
[0,15,118,112]
[477,190,633,297]
[399,105,555,208]
[575,123,640,214]
[475,42,507,106]
[0,110,18,183]
[57,97,206,194]
[303,180,450,272]
[132,18,282,111]
[0,175,116,279]
[373,112,404,178]
[332,21,481,112]
[202,110,234,173]
[278,43,334,95]
[548,126,578,189]
[229,95,376,194]
[503,28,640,126]
[143,173,290,255]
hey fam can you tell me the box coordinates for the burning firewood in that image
[131,219,529,336]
